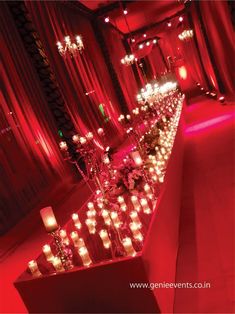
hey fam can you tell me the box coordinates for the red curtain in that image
[26,1,122,143]
[0,3,71,233]
[199,1,235,97]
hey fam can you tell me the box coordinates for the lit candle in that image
[28,260,42,277]
[144,184,153,199]
[122,237,136,256]
[130,151,143,167]
[59,229,70,245]
[85,218,96,234]
[80,137,87,145]
[40,206,59,233]
[97,128,104,136]
[70,231,85,248]
[59,141,68,151]
[86,209,96,219]
[51,257,65,272]
[101,209,111,226]
[110,211,122,228]
[42,244,54,261]
[130,211,142,227]
[78,247,92,266]
[140,198,152,214]
[131,195,141,212]
[117,196,127,212]
[72,213,81,230]
[86,132,93,140]
[103,155,110,164]
[72,134,80,144]
[129,222,143,241]
[99,229,111,249]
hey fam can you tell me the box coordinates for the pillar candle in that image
[59,229,70,245]
[59,141,68,151]
[28,260,42,277]
[117,196,127,212]
[99,229,111,249]
[144,184,153,200]
[122,237,136,256]
[72,134,80,144]
[78,247,92,267]
[129,222,143,242]
[85,219,96,234]
[42,244,54,261]
[131,195,141,212]
[140,198,152,214]
[70,231,85,248]
[80,137,87,145]
[130,211,142,227]
[110,211,122,228]
[130,151,143,167]
[71,213,81,230]
[101,209,111,226]
[40,206,58,233]
[51,257,65,272]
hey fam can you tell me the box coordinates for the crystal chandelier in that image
[178,29,193,41]
[120,54,136,66]
[56,35,84,57]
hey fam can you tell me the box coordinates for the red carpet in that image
[0,97,234,313]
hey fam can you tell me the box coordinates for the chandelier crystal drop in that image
[178,29,193,41]
[56,35,84,57]
[120,54,136,66]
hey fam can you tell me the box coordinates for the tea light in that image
[131,195,141,212]
[70,231,85,248]
[101,209,111,226]
[72,134,80,143]
[97,128,104,136]
[129,222,143,241]
[78,247,92,266]
[122,237,136,256]
[59,229,70,245]
[130,211,142,227]
[42,244,54,261]
[85,218,96,234]
[40,206,59,233]
[140,198,152,214]
[80,137,87,145]
[51,257,65,272]
[59,141,68,151]
[110,211,122,228]
[72,213,81,230]
[99,229,111,249]
[130,151,143,167]
[28,260,42,277]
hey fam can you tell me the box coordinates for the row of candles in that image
[28,87,184,277]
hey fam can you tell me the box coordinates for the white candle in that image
[40,206,59,233]
[78,247,92,266]
[80,137,87,145]
[72,213,81,230]
[42,244,54,261]
[101,209,111,226]
[97,128,104,136]
[59,229,70,245]
[130,151,143,167]
[70,231,85,248]
[130,211,142,227]
[99,229,111,249]
[144,184,153,199]
[85,219,96,234]
[28,260,42,277]
[51,257,65,272]
[131,195,141,212]
[86,132,93,140]
[140,198,152,214]
[117,196,127,212]
[59,141,68,151]
[129,222,143,242]
[122,237,136,256]
[72,134,80,144]
[110,211,122,228]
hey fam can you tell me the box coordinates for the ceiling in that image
[79,0,185,34]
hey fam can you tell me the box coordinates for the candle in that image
[87,202,94,210]
[28,260,42,277]
[86,132,93,140]
[131,195,141,212]
[72,134,80,144]
[129,222,143,241]
[126,114,131,120]
[103,155,110,164]
[42,244,54,261]
[85,218,96,234]
[140,198,152,214]
[99,229,111,249]
[51,257,65,272]
[101,209,111,226]
[71,213,81,230]
[130,211,142,227]
[144,184,153,199]
[78,247,92,266]
[59,141,68,151]
[110,211,122,228]
[86,209,96,219]
[59,229,70,245]
[70,231,85,248]
[97,128,104,136]
[130,151,143,167]
[80,137,87,145]
[117,196,127,212]
[40,206,59,233]
[122,237,136,256]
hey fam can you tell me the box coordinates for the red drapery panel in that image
[26,1,122,143]
[0,3,71,233]
[199,1,235,97]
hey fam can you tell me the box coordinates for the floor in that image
[0,97,234,313]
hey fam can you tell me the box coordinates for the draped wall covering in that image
[26,1,123,144]
[0,3,71,234]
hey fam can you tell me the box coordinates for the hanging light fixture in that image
[57,35,84,57]
[178,29,194,41]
